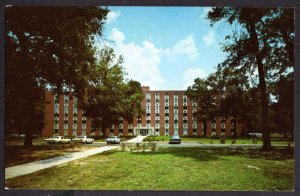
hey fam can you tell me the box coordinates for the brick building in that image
[42,86,242,137]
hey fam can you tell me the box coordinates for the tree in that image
[5,7,108,147]
[83,47,144,138]
[207,7,294,150]
[186,66,261,138]
[186,74,220,137]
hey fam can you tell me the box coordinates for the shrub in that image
[121,142,126,151]
[252,138,258,144]
[220,134,226,144]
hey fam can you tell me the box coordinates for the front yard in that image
[146,136,294,145]
[5,147,294,191]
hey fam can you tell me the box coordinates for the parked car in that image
[248,132,263,138]
[106,136,121,144]
[169,135,181,144]
[73,136,94,144]
[44,136,71,144]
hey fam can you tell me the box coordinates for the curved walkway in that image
[5,136,146,180]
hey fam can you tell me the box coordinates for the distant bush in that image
[91,135,104,140]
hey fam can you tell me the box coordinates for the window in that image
[128,129,133,133]
[147,99,150,103]
[174,106,178,110]
[183,113,187,117]
[165,120,169,124]
[164,92,169,96]
[73,120,77,124]
[119,129,123,133]
[156,129,159,132]
[165,99,169,103]
[64,120,68,124]
[54,114,59,118]
[165,106,169,110]
[146,113,150,117]
[155,120,159,124]
[174,120,178,124]
[165,113,169,117]
[147,120,151,124]
[183,106,188,110]
[155,99,159,103]
[54,129,59,134]
[155,113,159,117]
[110,129,114,133]
[193,129,197,133]
[165,129,169,133]
[183,120,187,124]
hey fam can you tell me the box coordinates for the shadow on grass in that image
[129,146,294,162]
[5,144,89,167]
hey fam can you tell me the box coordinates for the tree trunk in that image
[233,117,237,138]
[24,129,33,148]
[203,120,207,138]
[102,122,107,138]
[247,18,272,150]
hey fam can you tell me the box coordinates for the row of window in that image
[54,124,86,129]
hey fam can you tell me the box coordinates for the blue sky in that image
[100,6,232,90]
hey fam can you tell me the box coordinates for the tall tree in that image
[207,7,294,150]
[5,7,108,147]
[83,47,144,138]
[186,75,220,137]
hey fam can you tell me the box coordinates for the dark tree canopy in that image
[5,6,108,147]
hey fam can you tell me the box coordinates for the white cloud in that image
[182,68,208,89]
[108,28,165,90]
[203,30,215,46]
[109,28,125,43]
[106,10,121,24]
[164,35,199,60]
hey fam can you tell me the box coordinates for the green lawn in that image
[147,136,293,145]
[5,147,294,191]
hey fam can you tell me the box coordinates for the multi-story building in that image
[42,86,242,137]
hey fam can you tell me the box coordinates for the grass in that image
[5,147,294,191]
[147,136,294,145]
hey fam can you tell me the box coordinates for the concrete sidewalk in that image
[5,135,146,180]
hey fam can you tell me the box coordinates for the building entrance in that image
[140,129,147,136]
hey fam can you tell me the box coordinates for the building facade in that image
[42,86,242,137]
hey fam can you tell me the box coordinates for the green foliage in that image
[82,47,144,136]
[5,7,108,147]
[205,7,294,150]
